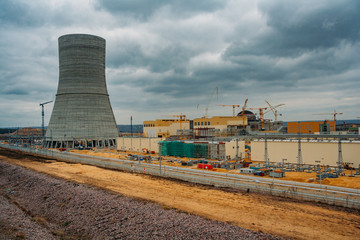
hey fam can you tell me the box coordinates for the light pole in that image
[282,158,287,171]
[159,142,163,175]
[316,160,322,187]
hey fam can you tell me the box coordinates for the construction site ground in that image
[0,147,359,239]
[70,149,360,189]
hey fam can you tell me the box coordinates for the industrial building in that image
[193,116,247,137]
[143,118,190,138]
[251,138,360,167]
[117,137,161,153]
[287,121,336,134]
[117,137,246,160]
[46,34,119,148]
[117,133,360,167]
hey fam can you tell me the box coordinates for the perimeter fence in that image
[1,143,360,209]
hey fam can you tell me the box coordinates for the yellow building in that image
[193,116,248,137]
[143,119,190,138]
[287,121,336,134]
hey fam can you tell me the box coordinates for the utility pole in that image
[39,100,53,140]
[337,136,343,175]
[264,134,269,167]
[297,133,303,171]
[130,116,133,137]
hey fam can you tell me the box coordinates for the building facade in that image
[287,121,336,134]
[193,116,248,137]
[143,119,190,138]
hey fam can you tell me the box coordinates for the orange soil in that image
[70,149,360,189]
[0,153,359,240]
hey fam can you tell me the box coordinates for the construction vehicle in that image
[343,162,355,170]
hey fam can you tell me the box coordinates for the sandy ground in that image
[1,148,360,240]
[70,149,360,189]
[1,160,276,240]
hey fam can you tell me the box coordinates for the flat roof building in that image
[143,119,190,138]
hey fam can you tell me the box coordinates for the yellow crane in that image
[241,99,248,130]
[162,114,187,138]
[264,100,285,121]
[313,110,343,121]
[247,106,268,129]
[216,104,241,117]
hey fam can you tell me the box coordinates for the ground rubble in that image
[0,160,281,240]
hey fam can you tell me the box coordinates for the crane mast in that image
[204,87,218,118]
[40,100,53,137]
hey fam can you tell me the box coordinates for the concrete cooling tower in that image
[45,34,119,148]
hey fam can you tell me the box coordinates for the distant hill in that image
[118,124,143,133]
[0,128,17,135]
[0,126,143,135]
[283,119,360,126]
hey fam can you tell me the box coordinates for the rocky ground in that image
[0,160,280,239]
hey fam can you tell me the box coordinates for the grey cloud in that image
[0,0,39,27]
[0,0,97,28]
[1,88,28,96]
[95,0,225,20]
[221,0,360,92]
[108,43,193,73]
[226,0,360,58]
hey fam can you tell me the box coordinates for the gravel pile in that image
[0,161,281,239]
[0,195,55,239]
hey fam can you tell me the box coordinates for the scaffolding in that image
[160,141,208,158]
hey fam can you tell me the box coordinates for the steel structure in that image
[40,100,53,137]
[46,34,119,148]
[2,143,359,209]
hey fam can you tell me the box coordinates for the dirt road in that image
[1,148,359,239]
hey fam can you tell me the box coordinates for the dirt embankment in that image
[1,147,360,239]
[0,152,279,239]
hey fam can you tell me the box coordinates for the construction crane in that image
[39,100,53,137]
[204,87,218,118]
[313,110,343,121]
[247,106,268,130]
[264,100,285,121]
[241,98,248,130]
[216,104,240,117]
[162,114,187,138]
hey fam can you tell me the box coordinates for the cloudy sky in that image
[0,0,359,127]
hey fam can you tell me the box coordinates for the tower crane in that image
[216,104,241,117]
[313,110,343,121]
[241,98,248,130]
[264,100,285,121]
[40,100,53,137]
[162,114,187,138]
[204,87,218,118]
[247,106,268,130]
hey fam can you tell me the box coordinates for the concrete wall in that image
[143,122,190,137]
[116,137,246,160]
[117,137,161,153]
[225,140,245,159]
[251,140,360,166]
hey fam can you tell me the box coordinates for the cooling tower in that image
[46,34,119,148]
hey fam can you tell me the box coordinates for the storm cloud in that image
[0,0,359,127]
